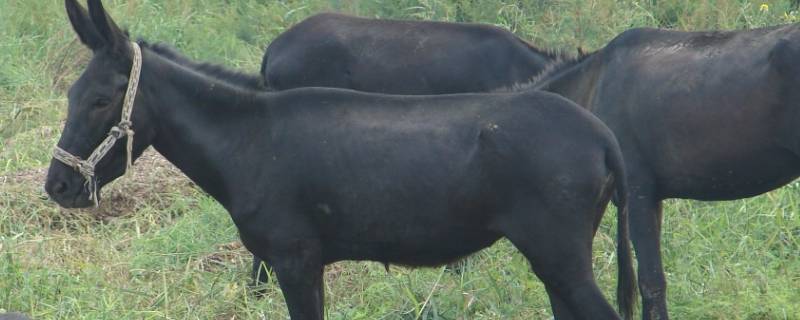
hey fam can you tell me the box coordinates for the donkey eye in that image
[92,98,111,108]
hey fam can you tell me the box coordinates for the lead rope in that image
[120,42,142,173]
[52,42,142,206]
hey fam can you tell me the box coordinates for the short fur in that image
[529,25,800,319]
[255,12,579,285]
[261,12,568,94]
[46,1,635,319]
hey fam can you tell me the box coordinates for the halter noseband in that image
[53,42,142,206]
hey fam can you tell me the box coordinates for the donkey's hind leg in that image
[498,203,619,320]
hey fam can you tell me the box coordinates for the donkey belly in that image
[654,148,800,201]
[321,227,503,266]
[311,194,504,266]
[662,167,800,201]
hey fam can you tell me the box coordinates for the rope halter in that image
[52,42,142,206]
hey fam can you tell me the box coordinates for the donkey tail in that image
[607,142,636,320]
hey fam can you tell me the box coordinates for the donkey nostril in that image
[53,181,68,195]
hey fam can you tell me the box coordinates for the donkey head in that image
[45,0,155,208]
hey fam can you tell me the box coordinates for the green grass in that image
[1,0,799,319]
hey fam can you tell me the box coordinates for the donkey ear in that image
[65,0,103,50]
[87,0,128,52]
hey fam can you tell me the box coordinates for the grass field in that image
[1,0,799,319]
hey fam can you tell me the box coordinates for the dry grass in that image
[2,148,191,222]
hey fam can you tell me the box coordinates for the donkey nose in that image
[47,180,69,196]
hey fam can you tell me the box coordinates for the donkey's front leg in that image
[270,240,325,320]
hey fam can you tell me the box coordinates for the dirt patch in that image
[1,148,195,222]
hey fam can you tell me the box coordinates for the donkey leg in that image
[499,206,619,320]
[273,265,324,319]
[269,242,325,320]
[544,285,577,320]
[628,193,668,320]
[508,232,618,319]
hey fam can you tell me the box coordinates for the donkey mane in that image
[131,40,265,112]
[497,48,597,93]
[516,37,577,62]
[138,40,267,91]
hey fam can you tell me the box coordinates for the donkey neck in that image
[139,49,269,208]
[532,52,601,110]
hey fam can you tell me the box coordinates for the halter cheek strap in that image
[52,42,142,206]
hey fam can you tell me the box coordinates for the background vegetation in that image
[1,0,799,319]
